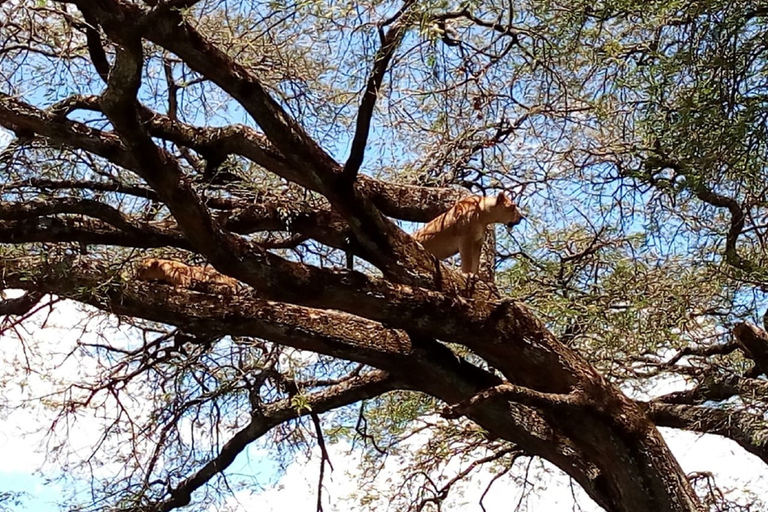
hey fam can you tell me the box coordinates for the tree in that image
[1,0,767,511]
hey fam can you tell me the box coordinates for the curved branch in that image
[443,382,585,419]
[0,193,354,254]
[0,254,704,512]
[84,21,111,81]
[156,370,397,512]
[661,341,740,367]
[342,3,414,183]
[0,197,160,235]
[76,0,444,286]
[644,154,755,272]
[0,217,190,248]
[0,92,481,293]
[647,402,768,465]
[1,178,159,201]
[733,322,768,376]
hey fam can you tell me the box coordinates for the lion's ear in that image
[495,192,506,205]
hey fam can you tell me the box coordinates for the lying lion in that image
[136,258,239,294]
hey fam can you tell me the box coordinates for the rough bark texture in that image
[1,253,704,512]
[733,322,768,376]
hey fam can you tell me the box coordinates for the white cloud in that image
[221,423,768,512]
[0,298,156,477]
[663,428,768,506]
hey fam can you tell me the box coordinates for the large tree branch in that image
[72,0,446,287]
[0,93,486,296]
[0,193,353,253]
[0,257,610,511]
[0,255,702,511]
[42,93,463,220]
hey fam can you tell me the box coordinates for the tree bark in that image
[0,0,710,509]
[733,322,768,376]
[1,256,704,512]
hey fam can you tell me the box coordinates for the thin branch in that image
[155,371,395,512]
[662,341,740,367]
[311,411,332,512]
[162,55,204,172]
[414,447,519,511]
[341,1,415,183]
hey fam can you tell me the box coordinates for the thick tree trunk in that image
[734,322,768,375]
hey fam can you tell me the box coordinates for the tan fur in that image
[136,258,239,294]
[413,192,523,274]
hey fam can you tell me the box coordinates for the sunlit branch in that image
[442,382,585,420]
[76,0,443,286]
[733,322,768,376]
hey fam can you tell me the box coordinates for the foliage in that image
[1,0,768,511]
